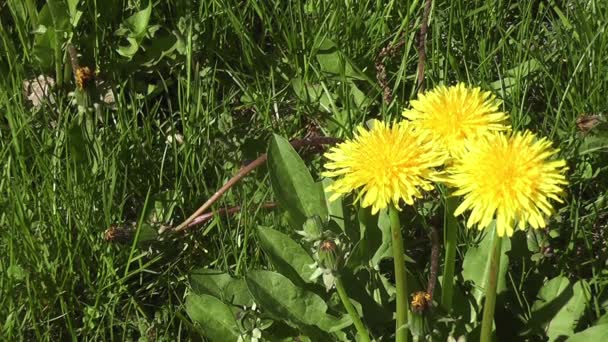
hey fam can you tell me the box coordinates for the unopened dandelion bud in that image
[317,239,340,272]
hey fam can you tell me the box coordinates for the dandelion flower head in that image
[402,83,509,157]
[446,131,568,237]
[322,120,446,214]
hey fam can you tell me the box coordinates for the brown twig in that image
[414,1,436,311]
[416,0,432,92]
[427,224,440,299]
[186,202,278,228]
[169,136,341,233]
[67,44,80,76]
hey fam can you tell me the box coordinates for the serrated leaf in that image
[245,270,350,332]
[578,133,608,155]
[124,1,152,38]
[567,324,608,341]
[349,207,398,269]
[371,209,392,266]
[117,37,141,58]
[462,225,511,312]
[530,276,591,340]
[256,226,316,283]
[185,293,241,342]
[267,134,328,228]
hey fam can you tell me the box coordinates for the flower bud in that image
[317,239,340,272]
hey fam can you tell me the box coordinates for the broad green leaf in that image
[350,83,372,110]
[346,206,377,269]
[67,0,80,19]
[185,293,241,341]
[256,227,316,283]
[134,223,158,245]
[567,324,608,341]
[526,229,545,253]
[267,134,328,228]
[117,37,141,58]
[597,312,608,325]
[33,0,71,70]
[349,207,399,269]
[190,269,253,306]
[462,225,511,310]
[116,1,153,58]
[46,0,71,33]
[223,278,254,307]
[371,209,392,266]
[578,132,608,155]
[322,178,363,244]
[124,1,152,38]
[490,59,541,96]
[340,269,393,327]
[316,312,353,333]
[530,276,591,340]
[134,31,181,67]
[315,37,364,80]
[245,270,350,332]
[506,59,541,78]
[190,268,232,298]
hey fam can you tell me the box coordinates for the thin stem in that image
[389,205,409,342]
[441,195,459,311]
[334,276,371,342]
[480,232,503,342]
[427,224,440,299]
[416,0,433,92]
[186,202,277,229]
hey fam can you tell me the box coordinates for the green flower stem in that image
[441,195,459,311]
[389,205,409,342]
[480,232,503,342]
[335,276,371,342]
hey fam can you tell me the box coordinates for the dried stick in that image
[67,44,80,76]
[427,224,440,299]
[416,0,433,92]
[169,136,340,233]
[186,202,278,229]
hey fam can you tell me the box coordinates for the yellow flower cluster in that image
[323,83,568,237]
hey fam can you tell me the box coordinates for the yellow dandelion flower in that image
[411,291,432,313]
[402,83,510,157]
[322,120,446,214]
[76,66,95,90]
[446,131,568,237]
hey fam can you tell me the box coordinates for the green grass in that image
[1,0,608,340]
